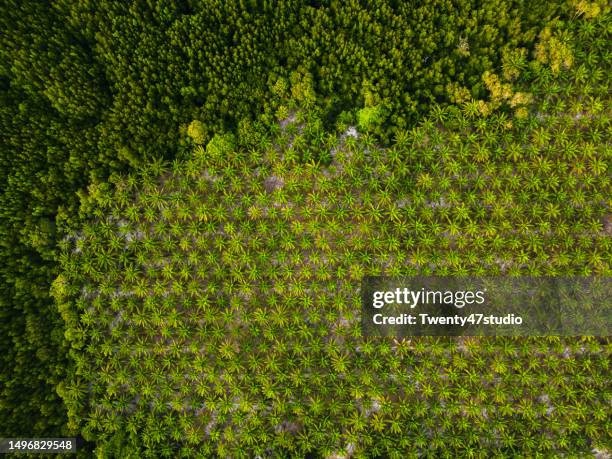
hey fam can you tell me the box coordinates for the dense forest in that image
[1,0,610,457]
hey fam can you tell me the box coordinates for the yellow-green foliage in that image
[357,105,385,131]
[534,26,574,75]
[572,0,606,18]
[187,120,207,145]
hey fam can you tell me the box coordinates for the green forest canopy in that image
[0,0,610,456]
